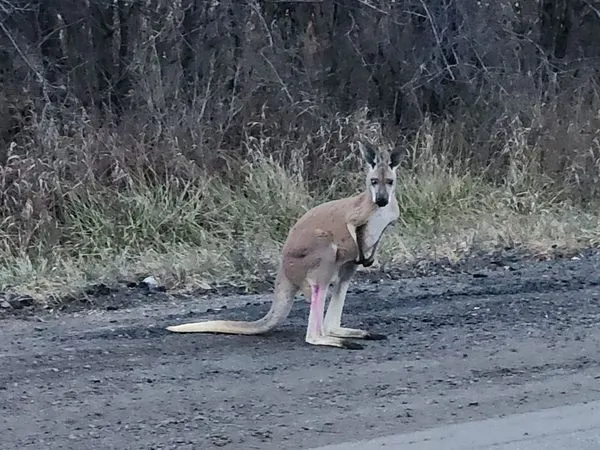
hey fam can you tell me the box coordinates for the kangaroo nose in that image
[375,197,388,207]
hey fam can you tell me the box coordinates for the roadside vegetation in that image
[1,1,599,303]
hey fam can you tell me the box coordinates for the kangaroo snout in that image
[375,196,388,207]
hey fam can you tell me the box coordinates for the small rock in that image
[197,281,211,290]
[0,300,12,309]
[142,276,159,289]
[8,296,34,309]
[251,430,272,441]
[138,276,166,293]
[209,434,232,447]
[468,401,479,407]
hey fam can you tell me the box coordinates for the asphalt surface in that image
[2,252,600,449]
[312,400,600,449]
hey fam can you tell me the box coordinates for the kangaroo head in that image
[358,141,402,207]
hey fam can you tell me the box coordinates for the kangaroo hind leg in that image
[323,269,387,341]
[305,283,363,350]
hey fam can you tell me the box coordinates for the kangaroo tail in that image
[166,271,297,335]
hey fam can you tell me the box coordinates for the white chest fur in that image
[362,198,400,259]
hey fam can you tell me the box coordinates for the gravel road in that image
[2,252,600,449]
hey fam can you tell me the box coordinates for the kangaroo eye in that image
[370,179,378,185]
[385,179,394,185]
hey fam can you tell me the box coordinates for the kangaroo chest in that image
[362,199,399,258]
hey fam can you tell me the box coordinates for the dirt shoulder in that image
[1,252,600,449]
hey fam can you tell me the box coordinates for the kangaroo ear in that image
[358,141,377,169]
[389,147,403,172]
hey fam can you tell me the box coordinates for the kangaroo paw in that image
[326,327,387,341]
[361,256,375,267]
[305,335,364,350]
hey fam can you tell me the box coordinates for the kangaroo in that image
[166,141,402,349]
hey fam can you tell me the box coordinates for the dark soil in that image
[0,245,578,319]
[1,249,600,449]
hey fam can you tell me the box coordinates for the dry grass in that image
[1,112,600,305]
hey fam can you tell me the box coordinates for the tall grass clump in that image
[2,109,600,303]
[0,126,316,299]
